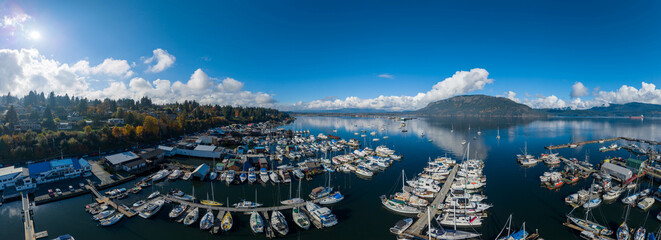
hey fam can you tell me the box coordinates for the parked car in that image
[48,189,54,197]
[69,186,74,192]
[55,188,63,196]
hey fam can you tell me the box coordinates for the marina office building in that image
[27,158,92,184]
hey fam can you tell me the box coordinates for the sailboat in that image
[199,208,214,230]
[566,199,613,236]
[271,210,289,236]
[183,207,199,226]
[496,215,528,240]
[249,211,264,233]
[497,127,501,140]
[281,179,304,205]
[427,207,481,239]
[221,211,233,231]
[618,197,632,240]
[201,183,222,206]
[292,207,311,230]
[381,170,421,215]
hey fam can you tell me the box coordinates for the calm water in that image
[2,116,661,239]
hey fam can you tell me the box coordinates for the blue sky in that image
[1,0,661,110]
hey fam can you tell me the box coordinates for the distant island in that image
[291,94,661,118]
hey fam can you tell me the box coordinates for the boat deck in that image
[85,183,136,218]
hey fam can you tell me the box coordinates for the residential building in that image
[57,122,73,130]
[14,123,41,132]
[107,118,124,125]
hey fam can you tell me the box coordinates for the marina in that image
[3,116,661,239]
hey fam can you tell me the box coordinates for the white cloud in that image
[1,13,31,29]
[0,48,274,107]
[144,48,175,73]
[523,95,567,109]
[378,73,394,79]
[504,91,520,103]
[570,82,589,98]
[291,68,493,111]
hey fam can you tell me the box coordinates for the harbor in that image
[3,116,661,239]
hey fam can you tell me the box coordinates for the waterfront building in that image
[27,158,92,184]
[0,166,35,191]
[104,152,145,171]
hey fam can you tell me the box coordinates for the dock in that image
[560,157,596,175]
[403,166,459,238]
[563,222,615,240]
[545,137,660,150]
[85,182,136,218]
[163,195,324,213]
[22,191,35,240]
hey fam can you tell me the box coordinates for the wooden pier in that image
[85,183,136,218]
[403,166,459,238]
[563,222,615,240]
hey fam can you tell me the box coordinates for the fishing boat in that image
[292,207,311,230]
[183,207,200,226]
[249,211,264,233]
[221,211,233,231]
[92,209,115,221]
[169,204,187,219]
[271,210,289,236]
[259,168,270,183]
[99,213,124,227]
[138,199,165,219]
[199,209,214,230]
[389,218,413,235]
[603,187,624,201]
[320,191,344,205]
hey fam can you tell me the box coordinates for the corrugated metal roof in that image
[194,145,216,152]
[105,152,140,165]
[0,166,23,177]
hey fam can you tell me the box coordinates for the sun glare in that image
[29,30,41,40]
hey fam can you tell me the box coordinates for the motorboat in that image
[240,173,247,183]
[389,218,413,235]
[99,213,124,227]
[259,168,270,183]
[309,186,332,200]
[92,209,116,221]
[637,197,654,210]
[168,204,187,219]
[281,197,304,205]
[138,199,165,219]
[147,191,160,199]
[132,200,146,208]
[306,202,338,227]
[233,200,263,208]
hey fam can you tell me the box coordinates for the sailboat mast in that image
[402,169,405,192]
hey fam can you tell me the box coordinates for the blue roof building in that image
[27,158,92,184]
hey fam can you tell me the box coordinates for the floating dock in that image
[85,183,136,218]
[22,191,36,240]
[403,166,459,238]
[545,137,659,150]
